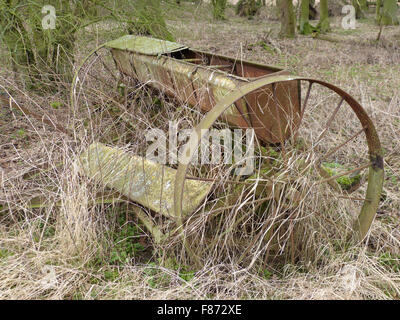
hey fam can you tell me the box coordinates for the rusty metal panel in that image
[159,57,197,104]
[80,142,212,219]
[234,62,272,78]
[106,35,187,56]
[245,77,301,143]
[130,53,154,84]
[110,37,301,143]
[111,49,135,78]
[192,67,250,128]
[112,49,250,128]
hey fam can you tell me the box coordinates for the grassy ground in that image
[0,2,400,299]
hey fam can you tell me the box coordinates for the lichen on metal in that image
[173,75,384,242]
[105,35,187,56]
[79,142,212,219]
[75,35,384,246]
[110,48,248,130]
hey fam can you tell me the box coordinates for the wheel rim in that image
[174,75,384,244]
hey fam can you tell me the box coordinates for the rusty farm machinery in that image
[72,35,384,265]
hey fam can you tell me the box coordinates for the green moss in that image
[322,162,361,191]
[299,22,315,35]
[247,41,276,54]
[179,266,195,282]
[261,268,273,279]
[0,249,13,259]
[259,146,280,164]
[336,175,361,190]
[16,129,26,139]
[50,101,62,109]
[379,252,400,273]
[104,269,120,281]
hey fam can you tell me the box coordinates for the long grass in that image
[0,3,400,299]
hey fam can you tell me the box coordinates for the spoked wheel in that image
[72,45,163,147]
[72,46,129,141]
[72,46,208,150]
[175,75,384,265]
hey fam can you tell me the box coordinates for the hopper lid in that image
[105,35,187,56]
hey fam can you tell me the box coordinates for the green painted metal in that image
[105,35,187,56]
[80,142,212,219]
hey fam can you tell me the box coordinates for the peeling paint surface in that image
[106,35,187,56]
[111,48,246,127]
[108,35,303,143]
[80,143,212,219]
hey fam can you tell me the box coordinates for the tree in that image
[352,0,368,19]
[299,0,313,34]
[236,0,262,18]
[376,0,382,23]
[317,0,330,33]
[211,0,228,20]
[0,1,89,89]
[376,0,399,25]
[309,0,317,19]
[278,0,296,38]
[0,0,175,91]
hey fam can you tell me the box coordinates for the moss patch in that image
[322,162,362,191]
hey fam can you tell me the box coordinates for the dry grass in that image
[0,3,400,299]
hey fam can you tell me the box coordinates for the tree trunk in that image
[0,0,175,91]
[317,0,330,33]
[279,0,296,38]
[309,1,317,19]
[236,0,261,17]
[377,0,399,25]
[299,0,312,34]
[211,0,228,20]
[0,0,84,90]
[376,0,382,21]
[353,0,368,19]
